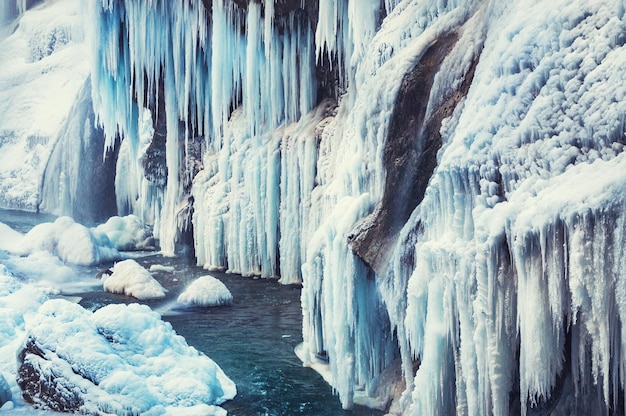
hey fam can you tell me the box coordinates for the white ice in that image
[177,275,233,307]
[102,259,166,300]
[21,299,235,415]
[149,264,175,273]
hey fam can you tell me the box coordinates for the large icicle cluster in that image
[88,0,626,414]
[90,0,317,255]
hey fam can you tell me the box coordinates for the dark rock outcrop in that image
[349,31,480,275]
[17,337,85,413]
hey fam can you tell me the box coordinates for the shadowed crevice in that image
[349,30,481,276]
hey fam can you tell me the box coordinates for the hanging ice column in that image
[193,0,318,278]
[90,0,316,256]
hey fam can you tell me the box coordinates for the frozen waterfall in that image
[2,0,626,414]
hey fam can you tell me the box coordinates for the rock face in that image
[17,337,85,412]
[349,31,480,275]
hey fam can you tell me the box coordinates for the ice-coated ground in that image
[177,275,233,307]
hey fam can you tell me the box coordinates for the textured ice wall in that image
[88,0,626,413]
[382,0,626,414]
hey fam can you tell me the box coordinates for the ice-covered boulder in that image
[17,299,236,415]
[177,275,233,307]
[94,215,154,250]
[102,259,166,300]
[14,216,121,266]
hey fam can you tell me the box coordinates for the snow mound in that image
[177,275,233,307]
[14,216,121,266]
[102,259,166,300]
[0,222,23,251]
[17,299,236,415]
[94,215,154,250]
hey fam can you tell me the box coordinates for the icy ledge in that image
[17,299,236,415]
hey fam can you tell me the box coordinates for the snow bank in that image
[8,215,153,268]
[0,222,23,251]
[18,299,235,415]
[94,215,154,250]
[102,259,166,300]
[177,275,233,307]
[14,216,120,266]
[0,0,88,210]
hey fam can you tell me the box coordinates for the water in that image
[0,209,383,416]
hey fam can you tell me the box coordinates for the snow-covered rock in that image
[102,259,166,300]
[14,216,120,266]
[17,299,235,415]
[177,275,233,307]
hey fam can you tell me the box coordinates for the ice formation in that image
[102,259,166,300]
[18,299,235,415]
[0,0,88,211]
[177,275,233,307]
[1,0,626,414]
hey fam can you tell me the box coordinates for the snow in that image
[0,0,89,210]
[102,259,166,300]
[0,223,23,251]
[149,264,175,273]
[13,216,120,266]
[21,299,235,415]
[0,224,234,414]
[0,268,50,410]
[177,275,233,307]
